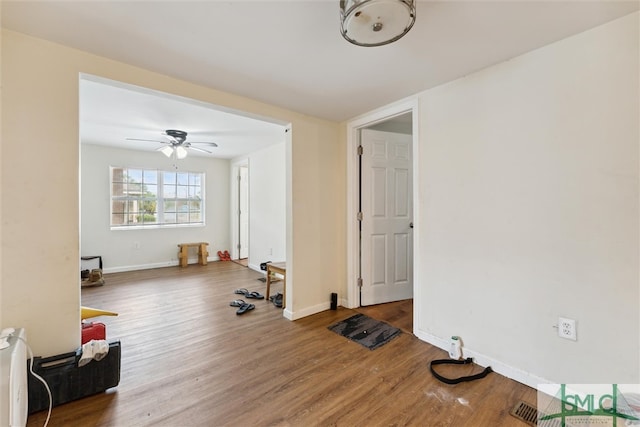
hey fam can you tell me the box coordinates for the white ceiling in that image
[3,1,638,157]
[79,76,288,159]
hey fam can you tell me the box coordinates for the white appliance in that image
[0,328,28,427]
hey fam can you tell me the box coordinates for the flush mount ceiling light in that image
[340,0,416,47]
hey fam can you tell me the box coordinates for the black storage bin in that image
[27,340,121,414]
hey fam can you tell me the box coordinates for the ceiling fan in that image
[126,129,218,159]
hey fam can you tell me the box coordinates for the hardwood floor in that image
[27,262,534,426]
[231,258,248,267]
[356,299,414,334]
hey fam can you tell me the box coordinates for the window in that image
[111,167,204,228]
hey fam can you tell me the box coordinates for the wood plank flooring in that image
[27,262,535,426]
[231,258,248,267]
[356,299,414,334]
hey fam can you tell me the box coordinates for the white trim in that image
[285,297,347,320]
[284,124,293,317]
[109,223,205,231]
[286,301,332,320]
[247,263,262,273]
[103,262,175,273]
[345,96,420,309]
[102,256,218,274]
[230,158,249,260]
[414,328,553,389]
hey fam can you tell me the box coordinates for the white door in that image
[239,166,249,259]
[360,129,413,306]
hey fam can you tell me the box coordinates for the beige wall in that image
[289,119,347,316]
[0,5,3,322]
[414,12,639,384]
[1,30,345,355]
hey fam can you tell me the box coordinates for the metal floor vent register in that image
[510,401,538,426]
[510,401,566,427]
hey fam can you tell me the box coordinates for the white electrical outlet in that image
[558,317,577,341]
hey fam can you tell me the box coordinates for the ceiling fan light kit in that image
[126,129,218,159]
[340,0,416,47]
[160,146,174,158]
[161,145,188,159]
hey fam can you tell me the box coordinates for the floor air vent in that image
[510,401,538,426]
[510,401,566,427]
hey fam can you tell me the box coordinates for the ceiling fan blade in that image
[189,141,218,147]
[188,146,213,154]
[126,138,169,144]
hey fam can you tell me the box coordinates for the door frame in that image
[231,159,249,261]
[238,164,249,259]
[345,97,420,311]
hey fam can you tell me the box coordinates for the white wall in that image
[81,144,230,272]
[413,12,639,385]
[231,142,286,272]
[248,143,286,270]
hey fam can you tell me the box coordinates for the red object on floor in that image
[81,322,106,344]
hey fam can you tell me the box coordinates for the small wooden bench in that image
[177,242,209,267]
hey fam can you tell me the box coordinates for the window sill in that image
[110,223,205,231]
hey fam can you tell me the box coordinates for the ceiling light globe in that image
[175,146,188,159]
[160,146,174,158]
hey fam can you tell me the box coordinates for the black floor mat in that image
[328,313,401,350]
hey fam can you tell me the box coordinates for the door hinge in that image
[357,277,363,288]
[357,145,363,156]
[357,211,363,221]
[237,243,241,250]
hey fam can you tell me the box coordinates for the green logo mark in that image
[539,384,640,426]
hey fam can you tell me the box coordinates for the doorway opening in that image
[232,162,250,266]
[79,74,288,278]
[346,99,419,334]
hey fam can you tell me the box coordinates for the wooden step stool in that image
[177,242,209,267]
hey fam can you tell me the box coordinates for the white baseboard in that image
[103,258,259,275]
[103,256,220,274]
[285,298,347,321]
[248,263,263,273]
[287,301,333,320]
[414,328,552,389]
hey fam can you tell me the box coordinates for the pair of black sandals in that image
[230,288,265,315]
[230,299,255,315]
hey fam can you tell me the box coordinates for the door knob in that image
[409,222,413,229]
